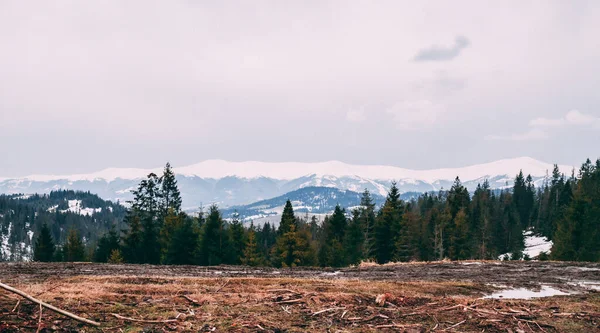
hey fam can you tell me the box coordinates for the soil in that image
[1,261,599,332]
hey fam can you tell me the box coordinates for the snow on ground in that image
[61,200,102,216]
[27,230,34,241]
[483,285,571,299]
[499,229,552,260]
[1,222,12,259]
[523,230,553,258]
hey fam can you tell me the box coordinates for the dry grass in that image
[1,273,599,332]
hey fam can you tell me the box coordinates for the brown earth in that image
[0,261,599,332]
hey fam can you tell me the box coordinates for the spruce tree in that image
[374,182,403,264]
[272,224,311,268]
[159,162,182,218]
[63,229,85,262]
[278,200,296,235]
[198,205,232,265]
[33,223,55,262]
[241,229,263,266]
[165,214,199,265]
[122,213,144,263]
[94,227,120,263]
[228,212,246,265]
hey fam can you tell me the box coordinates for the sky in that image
[1,1,599,177]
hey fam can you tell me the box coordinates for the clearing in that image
[0,261,599,332]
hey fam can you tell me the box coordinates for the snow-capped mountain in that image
[0,157,574,209]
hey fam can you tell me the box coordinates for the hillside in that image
[0,191,127,261]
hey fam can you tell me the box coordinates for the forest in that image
[26,157,600,266]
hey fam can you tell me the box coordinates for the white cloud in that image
[490,110,599,141]
[485,128,548,141]
[385,100,445,130]
[346,109,366,123]
[530,110,600,128]
[565,110,600,126]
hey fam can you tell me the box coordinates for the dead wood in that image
[0,281,100,327]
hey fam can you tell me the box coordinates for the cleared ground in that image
[0,261,599,332]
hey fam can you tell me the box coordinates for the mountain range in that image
[0,157,574,210]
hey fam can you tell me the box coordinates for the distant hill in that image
[220,186,423,221]
[0,190,126,261]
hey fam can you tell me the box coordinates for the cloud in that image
[385,100,445,130]
[488,110,599,141]
[346,109,366,123]
[485,128,548,141]
[414,36,470,62]
[529,110,600,128]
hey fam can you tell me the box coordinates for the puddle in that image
[483,285,572,299]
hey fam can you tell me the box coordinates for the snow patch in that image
[483,285,571,299]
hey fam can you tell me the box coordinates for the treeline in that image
[33,158,600,266]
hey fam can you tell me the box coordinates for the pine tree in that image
[108,249,124,264]
[374,182,403,264]
[165,214,199,265]
[278,200,297,235]
[33,223,55,262]
[359,189,376,260]
[198,205,232,265]
[228,212,246,265]
[122,213,144,263]
[344,209,365,265]
[272,224,313,268]
[63,229,85,262]
[241,229,263,266]
[94,227,120,262]
[158,162,182,218]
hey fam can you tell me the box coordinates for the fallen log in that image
[0,281,100,327]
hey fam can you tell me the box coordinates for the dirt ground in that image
[1,261,599,332]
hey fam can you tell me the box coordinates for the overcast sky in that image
[1,1,599,177]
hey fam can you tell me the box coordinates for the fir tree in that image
[241,229,263,266]
[374,182,403,264]
[228,212,246,265]
[278,200,297,235]
[94,227,120,263]
[33,223,55,262]
[198,205,232,265]
[108,249,124,264]
[63,229,85,262]
[158,162,182,218]
[165,214,199,265]
[122,213,144,263]
[272,224,312,268]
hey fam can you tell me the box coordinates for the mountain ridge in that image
[0,157,576,208]
[4,157,574,183]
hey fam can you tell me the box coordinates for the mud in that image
[2,260,599,289]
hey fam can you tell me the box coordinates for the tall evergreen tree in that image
[228,212,246,264]
[63,229,85,262]
[278,200,297,235]
[33,223,55,262]
[374,182,403,264]
[94,227,120,263]
[158,162,182,217]
[241,228,263,266]
[164,214,199,265]
[198,205,232,265]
